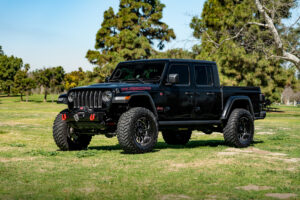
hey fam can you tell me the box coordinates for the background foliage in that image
[0,0,299,102]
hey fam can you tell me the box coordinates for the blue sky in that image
[0,0,298,72]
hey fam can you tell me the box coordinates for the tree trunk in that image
[20,93,23,102]
[44,90,47,102]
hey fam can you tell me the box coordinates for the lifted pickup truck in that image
[54,59,266,153]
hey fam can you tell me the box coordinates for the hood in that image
[70,82,158,91]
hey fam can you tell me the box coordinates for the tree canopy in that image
[33,67,65,102]
[190,0,298,102]
[14,64,36,101]
[0,52,23,95]
[86,0,176,81]
[0,46,3,55]
[64,67,85,90]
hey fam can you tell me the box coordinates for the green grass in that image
[0,95,299,200]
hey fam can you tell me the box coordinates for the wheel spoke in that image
[238,116,252,143]
[134,116,152,146]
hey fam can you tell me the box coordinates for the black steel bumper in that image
[61,108,108,130]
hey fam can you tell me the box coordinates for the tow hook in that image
[90,114,95,121]
[62,114,67,121]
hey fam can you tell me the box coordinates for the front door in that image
[164,63,194,120]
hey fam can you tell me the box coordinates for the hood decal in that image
[121,87,151,91]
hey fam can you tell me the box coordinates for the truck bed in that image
[222,86,261,116]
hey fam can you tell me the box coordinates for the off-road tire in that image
[117,107,158,153]
[162,130,192,145]
[53,113,92,151]
[223,108,254,148]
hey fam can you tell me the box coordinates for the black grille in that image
[73,90,102,109]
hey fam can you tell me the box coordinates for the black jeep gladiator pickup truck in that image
[54,59,266,153]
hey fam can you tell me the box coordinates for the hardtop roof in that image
[119,59,216,64]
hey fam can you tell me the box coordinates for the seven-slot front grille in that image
[73,90,103,109]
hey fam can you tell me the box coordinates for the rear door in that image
[164,63,194,119]
[193,64,222,120]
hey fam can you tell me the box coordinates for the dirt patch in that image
[0,121,26,126]
[205,195,217,200]
[0,157,36,163]
[217,152,239,156]
[160,194,192,200]
[286,167,297,171]
[78,186,96,194]
[218,147,266,155]
[281,128,291,130]
[265,193,297,199]
[256,131,274,135]
[268,152,287,156]
[236,184,274,191]
[219,147,287,156]
[169,162,205,170]
[282,158,300,163]
[218,148,300,164]
[165,158,235,172]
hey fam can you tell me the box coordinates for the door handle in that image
[206,92,215,95]
[185,92,194,95]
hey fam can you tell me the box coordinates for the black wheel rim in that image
[238,117,252,144]
[134,116,152,146]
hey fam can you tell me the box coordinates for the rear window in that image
[195,65,213,86]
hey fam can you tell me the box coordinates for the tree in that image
[254,0,300,70]
[13,64,36,102]
[0,46,3,55]
[86,0,176,82]
[150,48,195,59]
[33,67,65,102]
[64,67,85,90]
[190,0,297,102]
[191,0,300,70]
[0,53,23,96]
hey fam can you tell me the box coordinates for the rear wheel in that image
[117,107,158,153]
[162,130,192,145]
[223,108,254,148]
[53,113,92,151]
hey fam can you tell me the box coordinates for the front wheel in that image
[53,113,92,151]
[117,107,158,153]
[223,108,254,148]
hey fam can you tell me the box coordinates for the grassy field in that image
[0,95,299,200]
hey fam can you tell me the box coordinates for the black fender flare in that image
[112,91,158,117]
[221,96,254,120]
[57,93,68,104]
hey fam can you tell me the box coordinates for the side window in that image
[195,65,213,86]
[168,64,189,85]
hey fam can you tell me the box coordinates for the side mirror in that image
[168,74,179,84]
[105,76,110,83]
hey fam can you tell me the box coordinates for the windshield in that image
[110,62,166,83]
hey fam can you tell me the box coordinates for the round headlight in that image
[68,92,75,102]
[102,90,113,102]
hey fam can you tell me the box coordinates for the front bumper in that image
[61,108,109,130]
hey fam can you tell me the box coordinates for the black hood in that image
[70,82,158,91]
